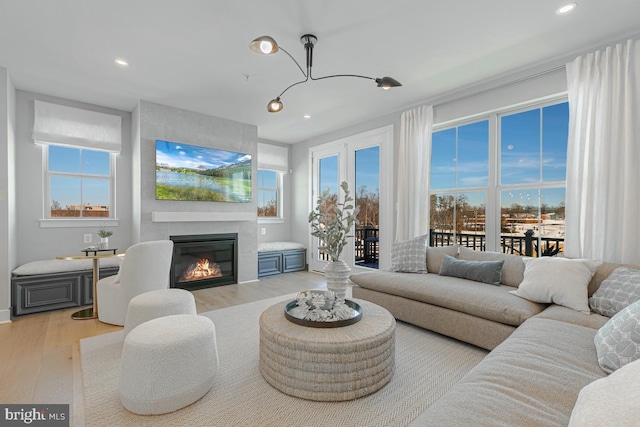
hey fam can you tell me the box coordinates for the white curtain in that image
[395,105,433,242]
[565,39,640,264]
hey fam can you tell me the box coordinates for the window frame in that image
[257,169,284,223]
[429,95,568,253]
[40,144,118,228]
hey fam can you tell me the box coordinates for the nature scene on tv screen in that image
[155,140,252,202]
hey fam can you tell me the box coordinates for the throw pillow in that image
[594,299,640,373]
[589,267,640,317]
[439,254,504,285]
[509,257,600,313]
[389,234,428,273]
[568,359,640,426]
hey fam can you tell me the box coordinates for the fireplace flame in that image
[179,258,223,282]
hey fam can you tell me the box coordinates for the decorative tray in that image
[81,248,118,256]
[284,298,362,328]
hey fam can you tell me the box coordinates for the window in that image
[257,169,282,218]
[46,145,113,218]
[429,100,568,256]
[499,102,568,256]
[430,120,489,250]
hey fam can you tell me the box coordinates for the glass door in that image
[309,125,393,272]
[310,148,344,272]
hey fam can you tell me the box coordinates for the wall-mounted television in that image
[155,140,252,202]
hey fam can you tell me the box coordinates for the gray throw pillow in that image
[438,254,504,285]
[389,234,428,273]
[594,299,640,373]
[590,267,640,317]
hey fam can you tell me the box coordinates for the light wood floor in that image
[0,271,325,425]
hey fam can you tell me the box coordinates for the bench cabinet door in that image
[13,274,82,316]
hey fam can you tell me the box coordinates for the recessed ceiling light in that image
[303,114,311,119]
[556,2,577,15]
[114,58,129,67]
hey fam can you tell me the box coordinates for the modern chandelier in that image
[249,34,402,113]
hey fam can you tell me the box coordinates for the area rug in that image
[80,294,488,426]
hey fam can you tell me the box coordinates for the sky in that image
[48,145,110,207]
[318,146,380,197]
[431,102,569,208]
[156,140,251,169]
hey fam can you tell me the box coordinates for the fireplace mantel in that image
[152,212,257,222]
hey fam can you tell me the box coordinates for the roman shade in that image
[257,143,288,173]
[32,100,122,153]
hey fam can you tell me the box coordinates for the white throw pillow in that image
[568,359,640,426]
[388,234,428,273]
[509,257,600,313]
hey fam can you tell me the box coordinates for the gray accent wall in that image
[14,91,133,266]
[132,101,259,283]
[0,68,16,322]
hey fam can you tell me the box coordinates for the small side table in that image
[57,250,124,320]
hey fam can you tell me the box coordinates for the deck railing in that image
[319,227,562,265]
[429,229,564,257]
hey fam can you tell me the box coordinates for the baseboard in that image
[239,279,259,284]
[0,308,11,324]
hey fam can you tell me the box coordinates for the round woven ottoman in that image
[118,314,219,415]
[123,289,196,336]
[259,299,395,401]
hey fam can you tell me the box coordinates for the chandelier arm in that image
[279,46,307,78]
[310,74,376,82]
[277,76,310,98]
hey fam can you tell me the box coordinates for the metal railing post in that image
[524,229,535,257]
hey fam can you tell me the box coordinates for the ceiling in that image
[1,1,639,144]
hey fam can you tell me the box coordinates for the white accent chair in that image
[97,240,174,326]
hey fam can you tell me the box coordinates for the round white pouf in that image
[118,314,219,415]
[123,289,196,336]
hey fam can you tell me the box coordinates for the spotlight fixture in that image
[250,33,401,113]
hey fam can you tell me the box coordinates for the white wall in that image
[132,101,259,283]
[257,138,291,244]
[0,68,16,322]
[14,91,133,265]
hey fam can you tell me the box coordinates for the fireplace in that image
[170,233,238,290]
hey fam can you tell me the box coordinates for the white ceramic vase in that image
[98,237,109,249]
[324,260,351,302]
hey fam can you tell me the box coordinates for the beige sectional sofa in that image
[350,245,631,426]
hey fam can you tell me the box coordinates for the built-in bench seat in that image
[11,258,121,316]
[257,242,307,277]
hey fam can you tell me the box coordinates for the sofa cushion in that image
[426,245,459,274]
[534,305,609,330]
[458,247,525,287]
[350,271,546,326]
[389,234,428,273]
[439,254,504,286]
[412,318,607,427]
[594,299,640,373]
[568,358,640,427]
[510,257,600,313]
[589,266,640,317]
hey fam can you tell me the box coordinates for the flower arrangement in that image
[308,181,359,262]
[97,229,113,238]
[295,291,354,322]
